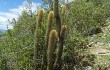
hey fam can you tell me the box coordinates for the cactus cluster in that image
[34,0,67,70]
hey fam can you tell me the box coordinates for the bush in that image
[66,0,105,36]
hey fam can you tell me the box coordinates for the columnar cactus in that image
[53,0,67,70]
[60,25,67,37]
[47,30,58,70]
[42,11,54,69]
[34,8,44,70]
[61,5,67,25]
[53,25,67,70]
[37,8,44,28]
[45,11,54,50]
[54,0,61,35]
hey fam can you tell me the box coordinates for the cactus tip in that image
[61,5,66,15]
[60,25,67,37]
[37,8,44,27]
[48,11,54,20]
[49,30,58,41]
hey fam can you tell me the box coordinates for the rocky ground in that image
[88,18,110,69]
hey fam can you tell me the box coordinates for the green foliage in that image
[61,0,110,69]
[0,0,110,70]
[61,23,95,69]
[66,0,106,36]
[0,10,39,69]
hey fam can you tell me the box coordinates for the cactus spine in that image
[61,5,67,25]
[61,6,66,15]
[45,11,54,50]
[47,30,57,70]
[34,0,67,70]
[34,8,44,70]
[42,11,54,69]
[60,25,67,37]
[53,0,67,69]
[54,25,67,70]
[37,8,44,28]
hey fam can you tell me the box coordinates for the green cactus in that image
[45,11,54,51]
[37,8,44,28]
[61,5,67,25]
[42,11,54,69]
[47,30,58,70]
[53,25,67,70]
[34,8,44,70]
[60,25,67,37]
[53,0,67,70]
[54,0,61,35]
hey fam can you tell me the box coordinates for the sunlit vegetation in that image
[0,0,110,70]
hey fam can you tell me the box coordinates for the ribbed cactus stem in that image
[54,25,67,70]
[61,5,66,15]
[37,8,44,28]
[42,11,54,69]
[45,11,54,48]
[34,8,44,70]
[61,5,66,25]
[54,0,61,35]
[48,11,54,24]
[47,30,57,70]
